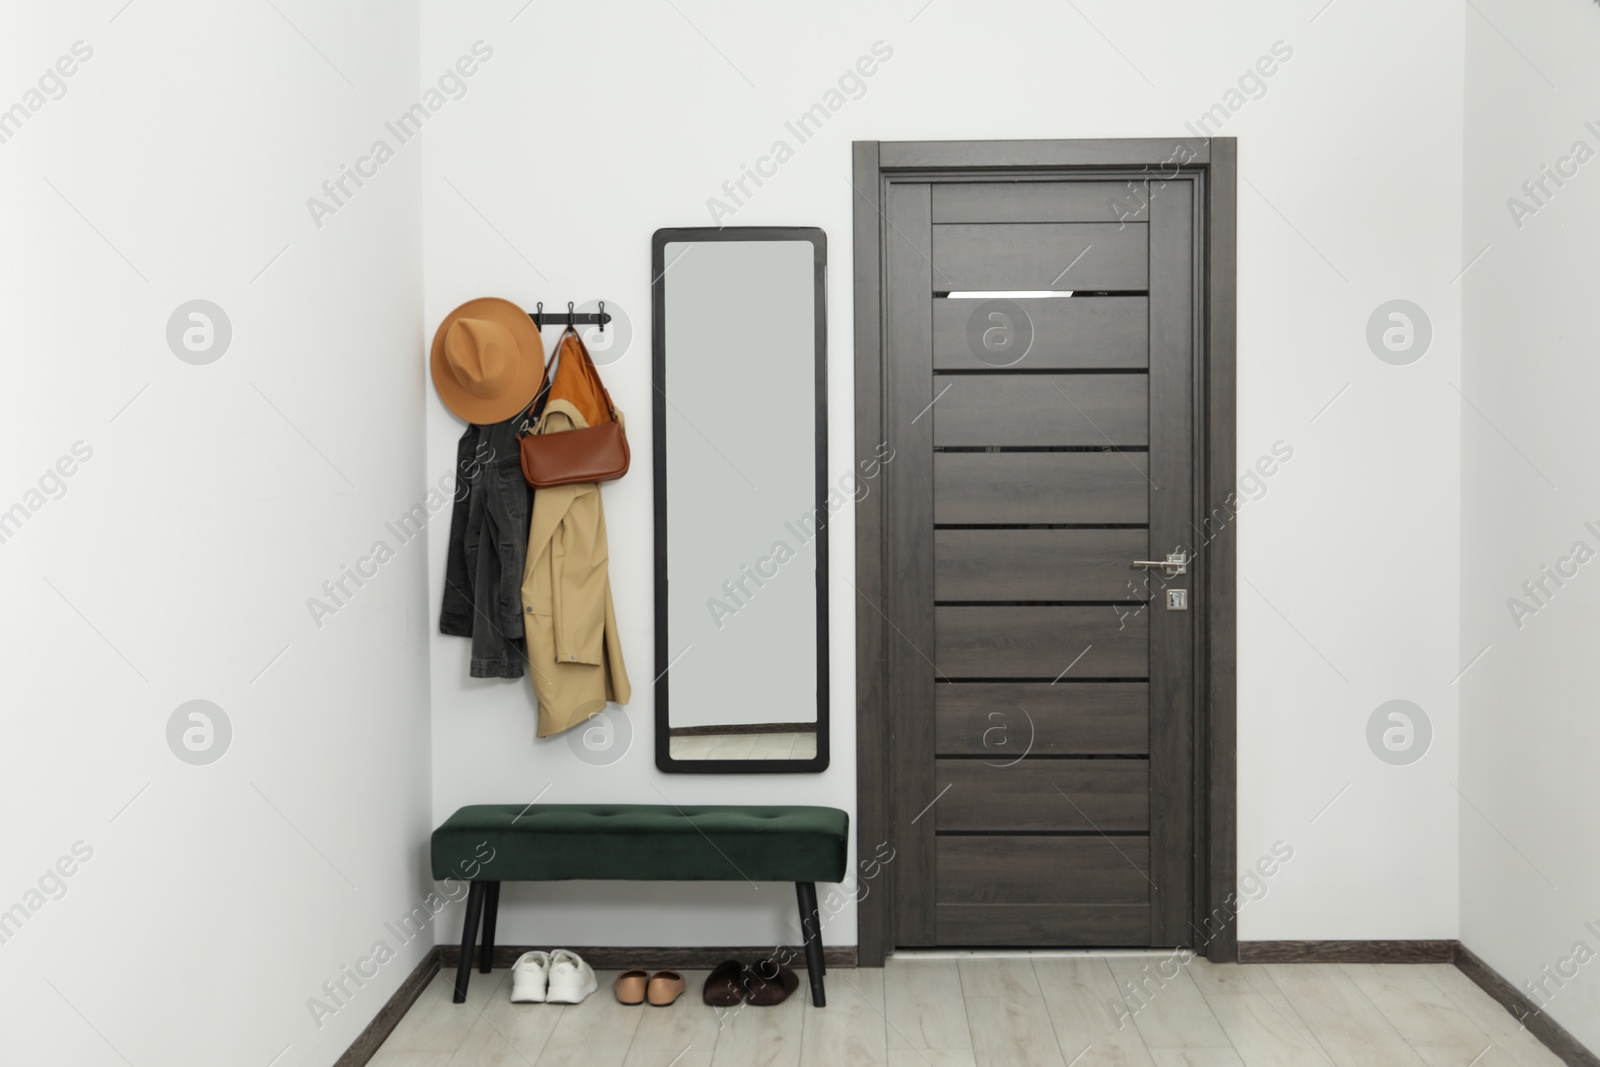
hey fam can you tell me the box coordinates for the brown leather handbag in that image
[518,326,629,487]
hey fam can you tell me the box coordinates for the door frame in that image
[851,138,1238,964]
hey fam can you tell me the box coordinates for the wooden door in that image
[884,178,1197,947]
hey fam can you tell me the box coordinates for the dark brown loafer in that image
[745,959,799,1006]
[703,959,747,1006]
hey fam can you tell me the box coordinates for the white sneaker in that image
[544,949,597,1004]
[509,951,551,1003]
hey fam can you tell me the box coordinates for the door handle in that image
[1132,552,1188,577]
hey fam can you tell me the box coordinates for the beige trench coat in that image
[520,400,631,737]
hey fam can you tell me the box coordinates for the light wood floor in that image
[370,954,1565,1067]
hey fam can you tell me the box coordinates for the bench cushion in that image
[430,804,849,884]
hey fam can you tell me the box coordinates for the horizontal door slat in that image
[931,182,1137,224]
[932,223,1148,291]
[936,606,1147,678]
[934,453,1149,524]
[935,529,1151,602]
[935,904,1149,945]
[933,373,1147,448]
[933,296,1149,370]
[935,759,1149,831]
[936,682,1149,755]
[936,836,1150,904]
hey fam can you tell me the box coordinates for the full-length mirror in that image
[653,227,828,772]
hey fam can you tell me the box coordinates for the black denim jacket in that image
[440,416,533,678]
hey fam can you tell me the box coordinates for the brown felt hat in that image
[431,297,545,425]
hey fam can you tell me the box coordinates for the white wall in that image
[1461,0,1600,1053]
[0,3,1495,1058]
[422,0,1465,951]
[0,3,432,1066]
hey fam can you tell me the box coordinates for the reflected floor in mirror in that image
[670,731,819,761]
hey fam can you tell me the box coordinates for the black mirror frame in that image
[652,226,830,774]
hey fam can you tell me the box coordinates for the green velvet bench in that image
[431,803,850,1007]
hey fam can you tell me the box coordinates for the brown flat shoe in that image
[745,959,799,1006]
[703,959,747,1006]
[647,969,686,1006]
[613,969,648,1005]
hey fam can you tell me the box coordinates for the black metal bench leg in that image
[479,881,501,974]
[796,881,825,1006]
[453,881,487,1003]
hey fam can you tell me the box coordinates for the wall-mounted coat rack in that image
[531,300,610,332]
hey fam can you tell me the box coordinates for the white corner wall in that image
[422,0,1464,952]
[1462,0,1600,1053]
[0,3,432,1066]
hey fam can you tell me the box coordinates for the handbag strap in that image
[516,342,560,436]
